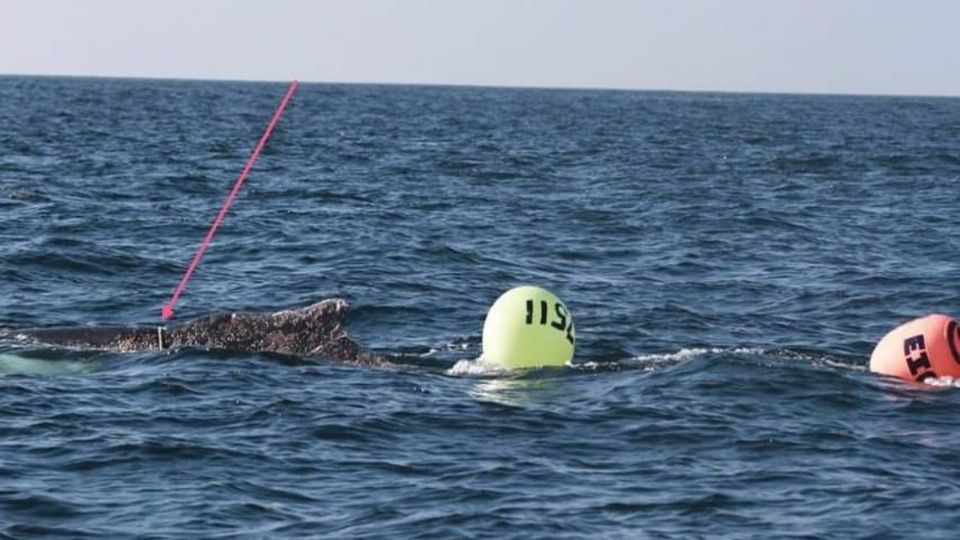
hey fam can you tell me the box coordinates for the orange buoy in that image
[869,314,960,382]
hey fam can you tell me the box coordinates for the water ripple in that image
[2,78,960,538]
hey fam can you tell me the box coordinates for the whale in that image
[9,298,388,366]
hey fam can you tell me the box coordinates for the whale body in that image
[12,299,387,365]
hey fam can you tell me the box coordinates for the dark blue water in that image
[2,76,960,538]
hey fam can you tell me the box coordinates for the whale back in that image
[168,298,360,359]
[15,326,159,352]
[12,299,380,364]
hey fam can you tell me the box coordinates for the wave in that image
[445,346,860,378]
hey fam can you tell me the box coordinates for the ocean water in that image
[1,76,960,538]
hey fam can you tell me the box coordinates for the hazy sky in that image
[3,0,958,96]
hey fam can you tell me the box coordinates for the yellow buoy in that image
[481,285,575,369]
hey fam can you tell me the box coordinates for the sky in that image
[2,0,959,96]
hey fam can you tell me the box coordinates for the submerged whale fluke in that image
[13,298,388,365]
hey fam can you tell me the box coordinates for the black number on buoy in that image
[551,303,567,331]
[523,299,575,345]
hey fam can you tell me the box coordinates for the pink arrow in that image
[161,80,299,321]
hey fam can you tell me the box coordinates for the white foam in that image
[923,376,960,388]
[447,357,510,377]
[450,347,770,375]
[631,346,764,364]
[575,346,768,372]
[421,340,471,358]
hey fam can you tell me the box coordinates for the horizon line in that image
[2,71,958,100]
